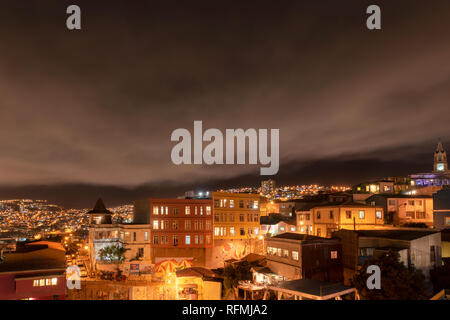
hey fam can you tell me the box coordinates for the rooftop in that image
[88,197,112,215]
[0,242,66,273]
[270,232,337,243]
[354,229,439,241]
[176,267,221,281]
[311,201,380,209]
[269,279,355,299]
[260,214,296,226]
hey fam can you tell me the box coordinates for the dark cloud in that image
[0,0,449,200]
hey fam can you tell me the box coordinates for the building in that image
[265,233,343,282]
[295,203,318,235]
[134,198,214,267]
[88,198,152,275]
[261,179,276,198]
[260,214,297,237]
[353,180,395,195]
[311,202,385,238]
[366,194,434,227]
[268,278,357,300]
[352,177,414,203]
[433,188,450,229]
[0,241,66,300]
[410,141,450,187]
[212,192,261,240]
[333,229,442,285]
[175,267,222,300]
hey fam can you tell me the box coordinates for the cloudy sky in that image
[0,0,450,206]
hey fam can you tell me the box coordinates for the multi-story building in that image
[212,192,261,240]
[333,229,442,285]
[132,198,214,267]
[311,202,385,238]
[265,233,343,282]
[433,188,450,230]
[148,198,214,249]
[261,179,276,198]
[0,241,66,300]
[88,198,152,275]
[295,205,315,235]
[366,194,433,226]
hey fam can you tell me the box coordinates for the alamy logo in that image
[170,121,279,175]
[366,265,381,290]
[66,265,81,290]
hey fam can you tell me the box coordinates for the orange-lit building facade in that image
[212,192,261,240]
[149,199,214,249]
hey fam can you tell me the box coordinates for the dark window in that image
[430,246,436,264]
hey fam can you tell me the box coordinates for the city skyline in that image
[0,1,450,197]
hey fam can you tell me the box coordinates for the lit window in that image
[331,251,338,259]
[359,210,365,219]
[39,279,45,286]
[200,206,203,215]
[214,227,220,236]
[292,251,299,261]
[51,278,57,286]
[255,228,259,235]
[153,206,159,215]
[33,280,39,287]
[185,235,191,245]
[230,227,235,236]
[185,206,190,215]
[230,200,234,208]
[253,201,259,209]
[144,231,148,241]
[153,220,159,229]
[376,211,382,219]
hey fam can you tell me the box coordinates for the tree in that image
[352,250,428,300]
[99,244,128,262]
[223,261,253,298]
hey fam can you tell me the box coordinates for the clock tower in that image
[434,140,448,173]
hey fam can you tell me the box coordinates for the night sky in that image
[1,1,450,207]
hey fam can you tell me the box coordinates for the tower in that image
[88,197,113,225]
[434,140,448,173]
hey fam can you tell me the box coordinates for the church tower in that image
[434,140,448,173]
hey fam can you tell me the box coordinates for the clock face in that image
[437,163,445,171]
